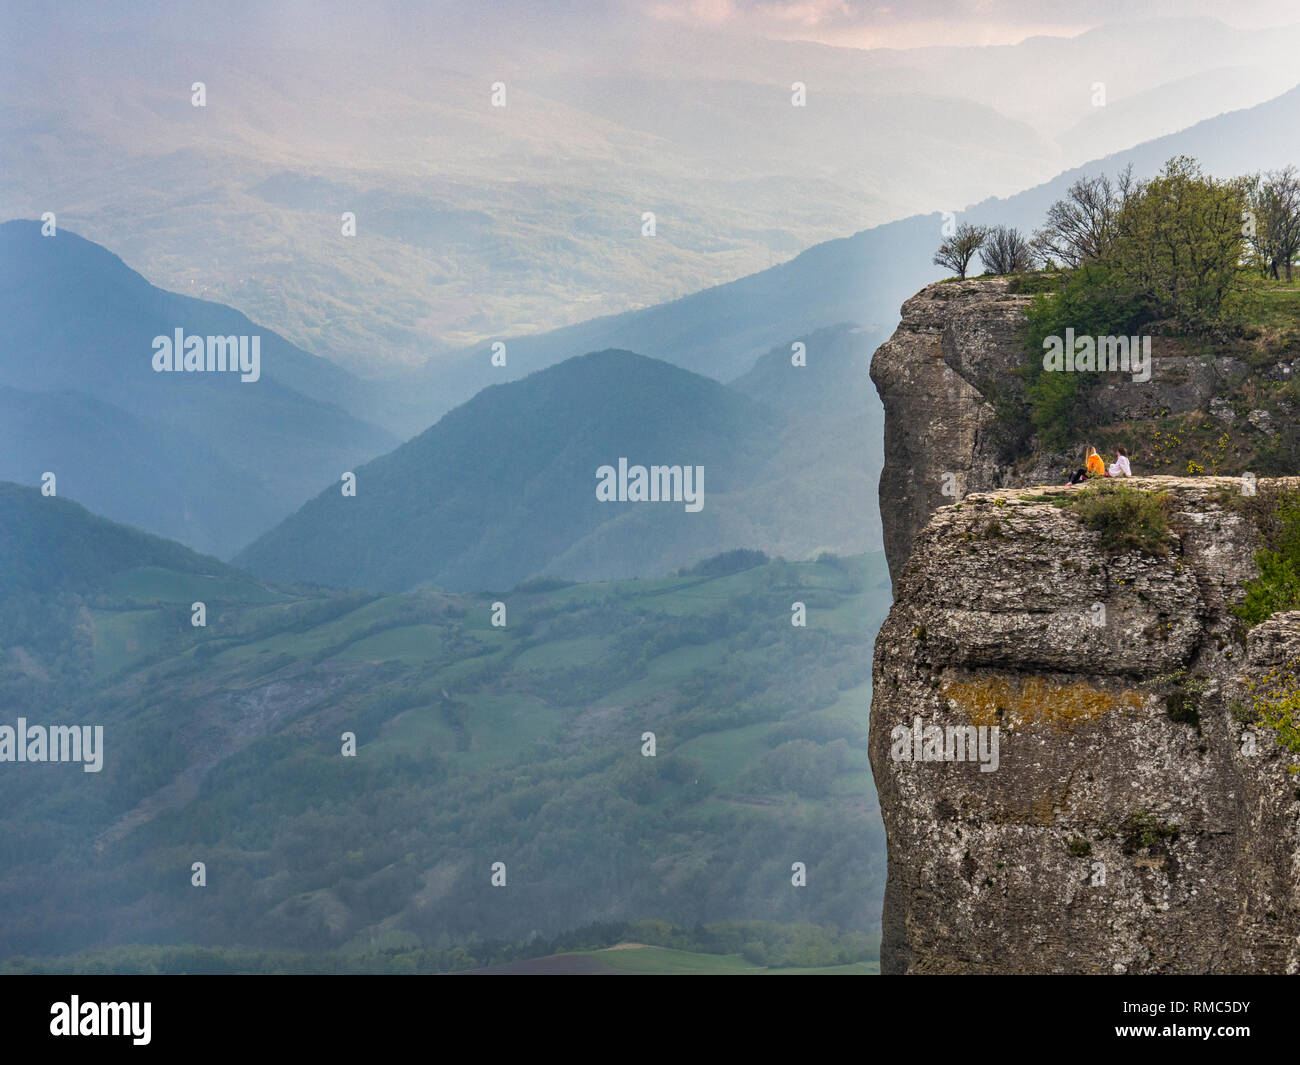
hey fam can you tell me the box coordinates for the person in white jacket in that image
[1109,446,1132,478]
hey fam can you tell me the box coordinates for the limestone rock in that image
[868,278,1032,584]
[870,477,1300,974]
[870,277,1262,582]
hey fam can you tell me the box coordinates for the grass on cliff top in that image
[1063,482,1173,557]
[1240,272,1300,336]
[1004,269,1062,296]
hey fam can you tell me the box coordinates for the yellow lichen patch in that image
[941,675,1144,729]
[1030,791,1056,826]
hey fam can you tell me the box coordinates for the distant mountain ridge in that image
[0,223,886,577]
[237,327,887,592]
[378,82,1300,434]
[0,221,397,557]
[236,349,784,591]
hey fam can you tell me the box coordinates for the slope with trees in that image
[0,491,891,968]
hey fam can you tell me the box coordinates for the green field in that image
[1,935,881,975]
[103,566,282,606]
[2,550,892,969]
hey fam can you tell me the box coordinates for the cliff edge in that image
[869,477,1300,974]
[869,277,1034,584]
[869,275,1297,585]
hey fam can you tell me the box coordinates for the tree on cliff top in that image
[1024,157,1249,343]
[981,226,1035,275]
[1106,156,1247,328]
[1031,166,1138,268]
[1243,166,1300,282]
[933,222,990,280]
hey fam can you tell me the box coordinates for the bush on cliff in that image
[1245,667,1300,770]
[1107,156,1249,330]
[1235,553,1300,627]
[1025,156,1249,334]
[1233,487,1300,626]
[1021,262,1147,448]
[1066,482,1172,556]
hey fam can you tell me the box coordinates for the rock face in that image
[869,278,1034,585]
[869,276,1275,585]
[868,476,1300,974]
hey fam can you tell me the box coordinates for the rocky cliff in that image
[867,279,1300,974]
[869,276,1295,584]
[868,473,1300,973]
[869,278,1034,584]
[869,478,1300,973]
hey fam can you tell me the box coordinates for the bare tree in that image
[980,226,1034,274]
[1032,165,1138,268]
[933,222,991,280]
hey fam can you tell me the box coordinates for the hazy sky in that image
[635,0,1300,47]
[6,1,1299,55]
[5,0,1297,370]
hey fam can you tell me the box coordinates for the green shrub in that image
[1232,487,1300,627]
[1235,552,1300,626]
[1024,262,1149,345]
[1066,482,1172,556]
[1164,674,1206,730]
[1245,666,1300,770]
[1024,369,1082,451]
[1019,263,1147,449]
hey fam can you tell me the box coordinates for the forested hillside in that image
[0,489,891,968]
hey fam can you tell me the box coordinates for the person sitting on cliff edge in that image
[1066,446,1091,484]
[1086,446,1108,478]
[1065,446,1113,485]
[1109,446,1132,478]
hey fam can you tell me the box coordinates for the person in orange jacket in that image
[1085,446,1107,478]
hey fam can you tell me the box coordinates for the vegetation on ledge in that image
[1063,481,1173,557]
[958,155,1300,472]
[1222,484,1300,626]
